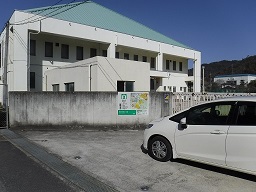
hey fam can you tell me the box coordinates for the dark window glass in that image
[102,50,107,57]
[30,72,35,89]
[45,42,53,57]
[142,56,147,62]
[125,82,134,92]
[166,60,170,70]
[115,52,119,58]
[236,102,256,125]
[65,82,74,92]
[76,46,83,60]
[90,48,97,58]
[179,62,182,71]
[117,81,124,92]
[30,40,36,56]
[117,81,134,92]
[134,55,138,61]
[187,102,234,125]
[124,53,129,60]
[170,110,188,123]
[173,86,176,92]
[173,61,176,70]
[61,44,69,59]
[151,57,155,68]
[52,84,59,92]
[150,79,155,91]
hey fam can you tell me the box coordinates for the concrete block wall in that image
[9,92,170,129]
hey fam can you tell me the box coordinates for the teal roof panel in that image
[24,1,192,49]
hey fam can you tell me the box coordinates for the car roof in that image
[214,96,256,102]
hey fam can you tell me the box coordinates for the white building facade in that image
[0,1,201,93]
[214,74,256,85]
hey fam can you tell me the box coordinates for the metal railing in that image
[170,92,256,115]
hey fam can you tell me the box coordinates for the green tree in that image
[247,80,256,93]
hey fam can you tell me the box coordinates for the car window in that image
[169,110,188,123]
[187,102,233,125]
[236,102,256,126]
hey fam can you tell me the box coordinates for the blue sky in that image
[1,0,256,64]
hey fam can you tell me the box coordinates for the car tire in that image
[148,136,172,162]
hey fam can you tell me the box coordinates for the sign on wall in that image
[118,92,149,115]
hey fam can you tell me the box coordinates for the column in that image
[156,52,163,71]
[193,51,201,92]
[107,43,115,58]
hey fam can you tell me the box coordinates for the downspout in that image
[28,21,41,91]
[89,64,92,91]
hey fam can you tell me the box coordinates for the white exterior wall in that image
[45,56,150,92]
[214,75,256,85]
[2,10,201,93]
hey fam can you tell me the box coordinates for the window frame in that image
[30,72,35,89]
[124,53,129,60]
[166,60,170,70]
[76,46,83,60]
[61,44,69,59]
[30,39,36,56]
[150,57,155,69]
[179,62,183,71]
[173,61,176,71]
[45,42,53,57]
[233,101,256,126]
[65,82,74,92]
[52,84,60,92]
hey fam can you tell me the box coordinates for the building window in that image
[134,55,138,61]
[179,62,182,71]
[30,40,36,56]
[124,53,129,60]
[65,82,74,92]
[173,61,176,70]
[142,56,147,62]
[90,48,97,58]
[117,81,134,92]
[173,86,176,92]
[115,52,119,58]
[102,50,107,57]
[45,42,53,57]
[166,60,170,70]
[30,72,35,89]
[76,46,83,60]
[52,84,59,91]
[180,87,182,91]
[151,57,155,69]
[183,87,187,92]
[150,79,155,91]
[61,44,69,59]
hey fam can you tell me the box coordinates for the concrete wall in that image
[9,92,171,129]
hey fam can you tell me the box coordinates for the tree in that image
[247,80,256,93]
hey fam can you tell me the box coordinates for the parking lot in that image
[19,129,256,192]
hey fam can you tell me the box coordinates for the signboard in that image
[118,92,149,115]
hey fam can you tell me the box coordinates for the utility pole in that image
[202,66,205,93]
[3,21,9,108]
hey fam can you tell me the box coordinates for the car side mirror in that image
[180,118,187,129]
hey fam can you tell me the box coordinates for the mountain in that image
[188,55,256,84]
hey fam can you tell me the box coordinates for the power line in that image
[13,0,65,25]
[11,0,86,26]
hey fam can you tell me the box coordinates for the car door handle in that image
[210,130,225,135]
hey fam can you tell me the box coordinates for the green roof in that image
[24,1,191,49]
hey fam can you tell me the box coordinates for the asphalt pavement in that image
[0,134,78,192]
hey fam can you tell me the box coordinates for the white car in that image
[142,96,256,175]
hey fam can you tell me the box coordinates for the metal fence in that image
[170,92,256,115]
[0,84,8,128]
